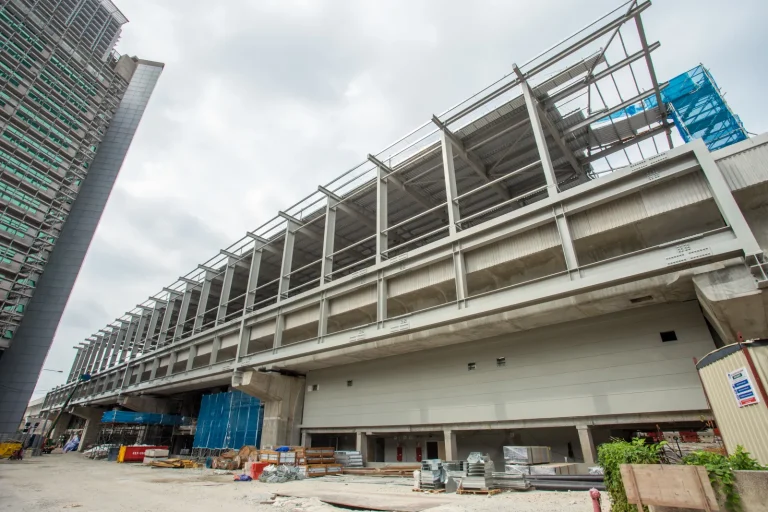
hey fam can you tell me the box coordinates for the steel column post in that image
[693,141,762,257]
[452,242,469,307]
[376,166,388,263]
[143,303,164,353]
[157,293,180,347]
[167,351,178,375]
[129,312,149,359]
[376,271,387,327]
[193,271,213,333]
[173,286,193,341]
[273,313,285,349]
[320,199,337,283]
[149,358,160,380]
[67,348,83,382]
[245,248,263,312]
[119,317,138,363]
[210,336,222,364]
[278,221,297,299]
[217,258,236,324]
[109,323,127,367]
[440,130,462,234]
[317,292,329,340]
[186,345,197,372]
[553,205,580,280]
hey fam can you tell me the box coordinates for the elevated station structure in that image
[43,1,768,463]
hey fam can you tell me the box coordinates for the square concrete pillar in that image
[444,429,458,461]
[356,431,368,464]
[577,425,597,465]
[301,431,312,448]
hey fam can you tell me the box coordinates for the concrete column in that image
[320,198,337,284]
[278,220,298,300]
[356,431,368,464]
[173,286,193,341]
[301,431,312,448]
[440,130,461,235]
[71,406,105,452]
[452,243,469,307]
[376,273,387,326]
[517,68,558,195]
[444,429,458,461]
[193,271,213,333]
[577,425,597,465]
[317,293,329,339]
[232,370,305,448]
[50,411,73,444]
[244,248,263,312]
[217,259,236,325]
[376,166,388,263]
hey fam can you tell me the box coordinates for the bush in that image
[597,438,666,512]
[682,445,767,512]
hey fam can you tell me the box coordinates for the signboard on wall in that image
[727,367,759,407]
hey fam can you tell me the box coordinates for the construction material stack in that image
[459,453,496,492]
[259,447,341,478]
[419,460,444,490]
[334,450,363,468]
[502,445,577,476]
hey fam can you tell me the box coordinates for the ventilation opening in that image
[630,295,653,304]
[347,380,353,387]
[496,357,506,367]
[660,331,678,342]
[467,362,476,371]
[308,384,319,391]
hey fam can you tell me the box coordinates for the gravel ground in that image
[0,454,610,512]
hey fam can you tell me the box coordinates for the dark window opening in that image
[496,357,506,367]
[660,331,678,342]
[630,295,653,304]
[309,384,319,391]
[347,380,353,387]
[467,362,476,371]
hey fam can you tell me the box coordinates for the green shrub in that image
[597,438,666,512]
[682,445,767,512]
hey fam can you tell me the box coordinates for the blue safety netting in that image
[599,64,747,151]
[101,410,186,425]
[192,390,263,449]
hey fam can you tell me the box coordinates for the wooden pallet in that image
[412,489,445,494]
[456,488,501,496]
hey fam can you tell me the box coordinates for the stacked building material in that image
[491,472,531,491]
[334,450,364,468]
[503,446,552,475]
[461,454,495,490]
[142,448,169,465]
[419,460,444,490]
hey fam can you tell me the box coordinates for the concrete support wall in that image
[232,370,305,447]
[70,406,105,452]
[302,302,715,429]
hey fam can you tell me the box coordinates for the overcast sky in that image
[33,0,768,397]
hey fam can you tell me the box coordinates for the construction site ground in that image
[0,454,610,512]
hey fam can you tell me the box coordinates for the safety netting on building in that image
[599,64,748,152]
[192,390,263,449]
[101,410,187,426]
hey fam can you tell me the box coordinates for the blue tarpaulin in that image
[192,390,263,449]
[101,410,186,425]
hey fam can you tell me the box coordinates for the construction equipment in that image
[38,373,91,455]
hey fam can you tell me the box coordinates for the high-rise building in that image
[0,0,162,435]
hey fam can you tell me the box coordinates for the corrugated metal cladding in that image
[716,140,768,191]
[329,286,377,317]
[569,173,712,240]
[285,305,320,330]
[697,341,768,465]
[388,260,454,297]
[465,224,560,273]
[302,302,713,429]
[250,321,276,340]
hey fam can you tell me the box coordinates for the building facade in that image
[0,0,162,436]
[41,1,768,461]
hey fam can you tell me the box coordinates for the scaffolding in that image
[192,391,263,455]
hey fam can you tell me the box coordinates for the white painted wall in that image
[302,302,714,429]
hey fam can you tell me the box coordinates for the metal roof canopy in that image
[78,0,673,349]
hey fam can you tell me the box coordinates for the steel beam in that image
[553,204,580,280]
[318,185,376,232]
[142,303,164,352]
[156,292,180,347]
[278,219,298,299]
[68,348,84,382]
[432,115,511,201]
[129,312,149,359]
[634,14,673,148]
[245,247,263,312]
[320,197,337,283]
[173,286,194,341]
[368,154,435,211]
[516,66,558,194]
